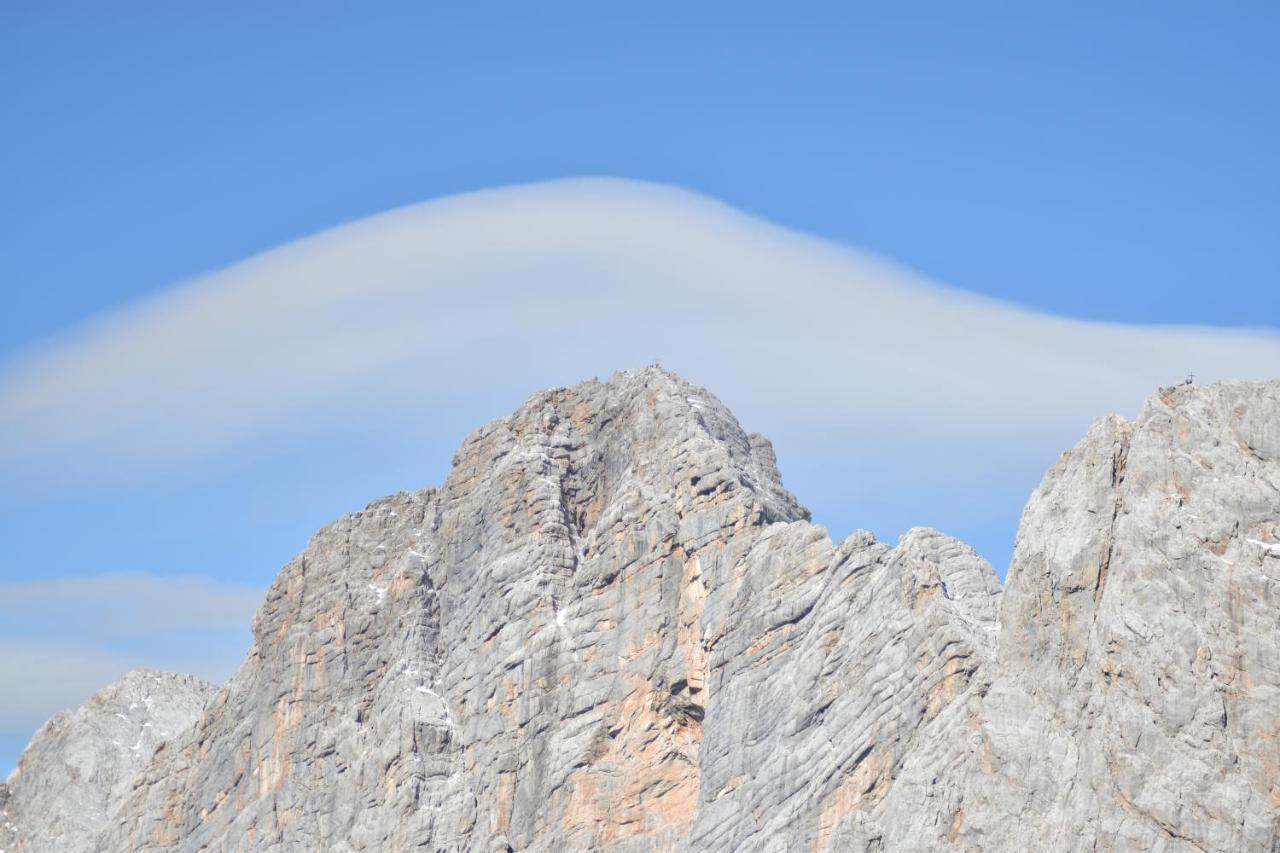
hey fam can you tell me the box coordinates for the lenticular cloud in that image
[1,177,1277,484]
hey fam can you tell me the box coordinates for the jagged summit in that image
[3,371,1278,852]
[446,365,810,525]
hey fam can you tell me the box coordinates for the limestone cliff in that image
[921,380,1280,851]
[4,369,1277,852]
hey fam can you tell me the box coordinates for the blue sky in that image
[2,3,1278,775]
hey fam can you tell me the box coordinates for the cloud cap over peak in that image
[1,177,1277,490]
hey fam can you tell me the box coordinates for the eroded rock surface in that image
[944,381,1280,852]
[0,670,213,853]
[4,370,1277,851]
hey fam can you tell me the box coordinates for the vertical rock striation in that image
[953,381,1280,852]
[3,369,1277,851]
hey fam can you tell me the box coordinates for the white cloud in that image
[0,642,249,734]
[0,643,146,731]
[0,177,1277,758]
[0,574,259,731]
[1,177,1276,489]
[0,573,262,641]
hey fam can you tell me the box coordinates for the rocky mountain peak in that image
[4,372,1277,852]
[0,670,213,853]
[978,378,1280,850]
[444,366,809,534]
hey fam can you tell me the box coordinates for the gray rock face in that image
[4,370,1277,851]
[0,670,214,853]
[933,381,1280,852]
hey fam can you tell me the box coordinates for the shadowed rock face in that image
[4,369,1278,852]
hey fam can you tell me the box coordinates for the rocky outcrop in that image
[4,369,1277,851]
[946,381,1280,851]
[0,670,214,853]
[866,380,1280,852]
[101,367,842,852]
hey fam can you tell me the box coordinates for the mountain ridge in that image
[3,368,1277,851]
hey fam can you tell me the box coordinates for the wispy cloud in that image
[0,643,146,732]
[0,573,263,642]
[0,574,259,731]
[1,178,1276,490]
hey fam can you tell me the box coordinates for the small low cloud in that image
[0,574,261,732]
[0,644,152,733]
[0,573,263,643]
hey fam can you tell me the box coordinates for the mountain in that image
[3,368,1277,851]
[0,671,213,852]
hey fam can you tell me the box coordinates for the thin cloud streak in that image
[0,573,262,642]
[0,642,246,733]
[0,574,260,731]
[0,177,1277,486]
[0,643,149,731]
